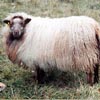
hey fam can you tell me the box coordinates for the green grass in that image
[1,0,100,99]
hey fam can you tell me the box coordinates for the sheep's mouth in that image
[10,31,24,40]
[13,32,21,39]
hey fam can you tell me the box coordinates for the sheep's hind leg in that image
[86,64,99,86]
[87,71,94,86]
[94,64,99,84]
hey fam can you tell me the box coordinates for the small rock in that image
[0,82,6,91]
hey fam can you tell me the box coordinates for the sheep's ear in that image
[3,19,10,25]
[24,18,31,25]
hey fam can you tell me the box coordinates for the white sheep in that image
[2,12,100,85]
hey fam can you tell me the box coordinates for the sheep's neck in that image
[6,33,24,63]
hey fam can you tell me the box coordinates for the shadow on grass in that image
[0,65,87,99]
[22,69,87,89]
[39,70,86,88]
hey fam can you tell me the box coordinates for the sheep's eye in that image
[20,22,23,25]
[10,22,14,27]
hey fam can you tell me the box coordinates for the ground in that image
[0,0,100,99]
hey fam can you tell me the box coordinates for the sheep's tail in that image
[95,22,100,83]
[95,24,100,45]
[95,23,100,59]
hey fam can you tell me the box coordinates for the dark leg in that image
[36,66,46,84]
[87,71,93,86]
[94,64,99,83]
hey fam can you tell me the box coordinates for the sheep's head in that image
[3,15,31,39]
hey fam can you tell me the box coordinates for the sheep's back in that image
[17,16,100,72]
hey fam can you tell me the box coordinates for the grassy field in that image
[1,0,100,99]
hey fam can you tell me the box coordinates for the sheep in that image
[2,12,100,85]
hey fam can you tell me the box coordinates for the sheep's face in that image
[10,17,24,39]
[3,16,31,39]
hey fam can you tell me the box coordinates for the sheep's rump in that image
[3,14,100,73]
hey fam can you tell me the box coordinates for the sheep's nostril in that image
[14,30,19,37]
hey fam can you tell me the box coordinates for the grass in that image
[1,0,100,99]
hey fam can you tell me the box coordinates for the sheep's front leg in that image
[36,66,46,84]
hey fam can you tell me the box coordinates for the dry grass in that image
[0,0,100,99]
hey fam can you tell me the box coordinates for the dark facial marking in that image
[6,33,15,46]
[12,16,23,20]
